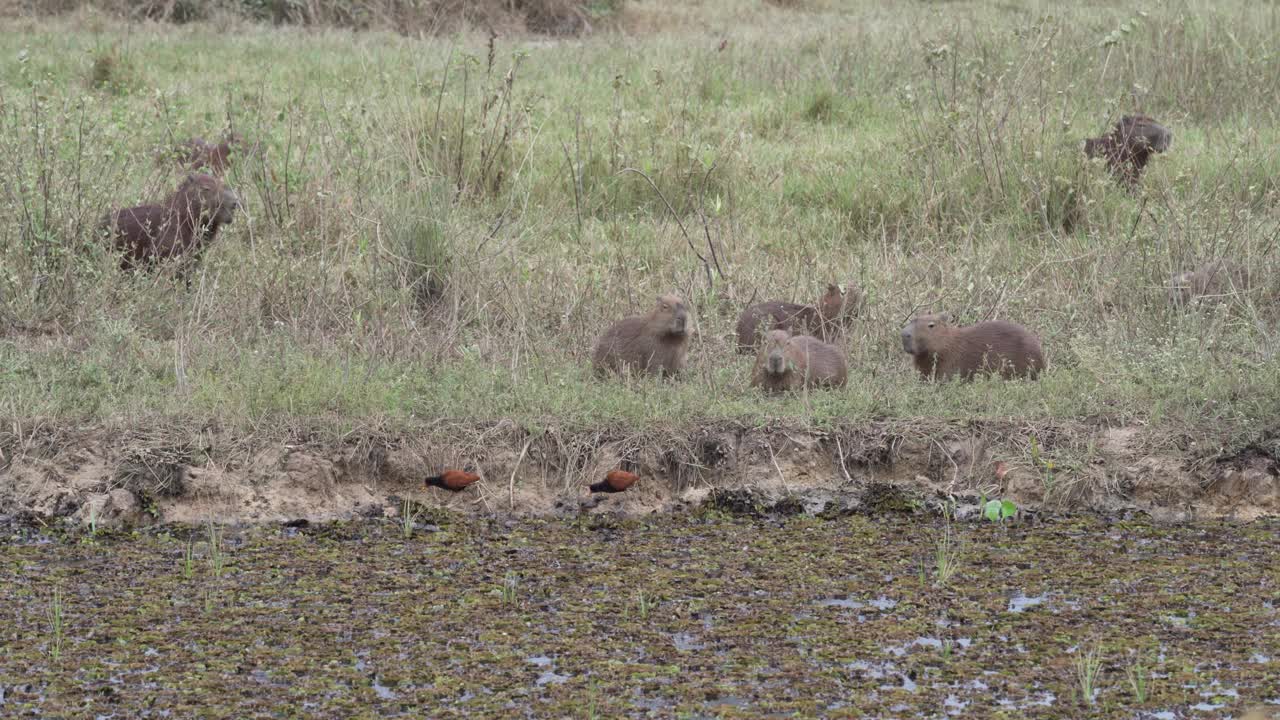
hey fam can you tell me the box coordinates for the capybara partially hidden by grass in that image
[102,173,241,271]
[1167,261,1254,307]
[751,329,848,393]
[178,133,246,175]
[900,313,1045,381]
[593,294,690,378]
[1084,115,1172,188]
[736,282,861,353]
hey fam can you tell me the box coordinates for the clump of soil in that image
[1,420,1277,529]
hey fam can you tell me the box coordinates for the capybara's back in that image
[786,334,848,388]
[735,301,820,353]
[901,313,1044,381]
[593,294,691,378]
[1167,261,1253,307]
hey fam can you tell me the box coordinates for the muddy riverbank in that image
[1,513,1277,718]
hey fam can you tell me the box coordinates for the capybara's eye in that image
[927,322,935,328]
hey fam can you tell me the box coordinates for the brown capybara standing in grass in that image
[900,313,1045,381]
[751,329,848,393]
[1167,261,1254,307]
[1084,115,1172,188]
[178,133,246,175]
[102,173,241,272]
[593,294,691,378]
[736,282,862,353]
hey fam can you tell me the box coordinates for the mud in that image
[0,514,1277,717]
[0,420,1277,528]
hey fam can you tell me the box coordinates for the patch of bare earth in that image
[1,420,1276,528]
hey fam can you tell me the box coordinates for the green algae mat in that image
[2,514,1277,718]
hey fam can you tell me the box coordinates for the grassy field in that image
[1,0,1278,448]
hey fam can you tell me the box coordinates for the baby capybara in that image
[751,329,848,393]
[1084,115,1172,188]
[735,282,861,353]
[900,313,1045,381]
[592,294,690,378]
[179,133,246,175]
[1167,261,1253,307]
[102,173,241,271]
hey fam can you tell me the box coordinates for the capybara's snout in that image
[671,307,688,334]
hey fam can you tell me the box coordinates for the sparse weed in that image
[206,522,225,579]
[401,497,422,539]
[1125,654,1152,704]
[933,525,963,588]
[500,572,519,605]
[182,538,196,579]
[45,587,66,662]
[1074,643,1104,706]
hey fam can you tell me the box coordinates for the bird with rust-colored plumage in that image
[425,469,480,492]
[589,470,639,494]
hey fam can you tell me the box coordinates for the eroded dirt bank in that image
[2,419,1276,527]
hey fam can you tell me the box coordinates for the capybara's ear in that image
[941,312,955,324]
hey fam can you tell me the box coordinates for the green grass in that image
[1,1,1279,448]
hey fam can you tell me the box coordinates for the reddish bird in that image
[589,470,639,494]
[425,469,480,492]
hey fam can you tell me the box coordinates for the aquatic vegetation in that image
[0,514,1276,716]
[1075,642,1105,706]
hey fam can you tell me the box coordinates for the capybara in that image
[589,470,639,493]
[102,173,241,271]
[750,329,849,393]
[425,469,481,491]
[1084,115,1172,188]
[1167,261,1254,307]
[735,282,862,353]
[179,132,246,175]
[592,294,690,378]
[900,313,1045,381]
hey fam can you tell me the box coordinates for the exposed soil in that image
[1,420,1278,529]
[0,514,1277,717]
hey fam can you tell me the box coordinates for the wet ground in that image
[0,512,1277,718]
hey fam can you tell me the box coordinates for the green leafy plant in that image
[983,498,1018,523]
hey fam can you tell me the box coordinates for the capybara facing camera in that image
[901,313,1045,381]
[592,293,691,378]
[750,329,848,394]
[1084,115,1172,189]
[101,173,241,272]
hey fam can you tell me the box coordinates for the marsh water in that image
[1,513,1277,718]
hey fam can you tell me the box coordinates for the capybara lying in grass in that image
[736,282,861,353]
[593,294,690,378]
[750,329,848,393]
[900,313,1045,381]
[1084,115,1172,188]
[1167,261,1254,307]
[102,173,241,272]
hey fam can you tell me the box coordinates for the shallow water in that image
[0,514,1277,717]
